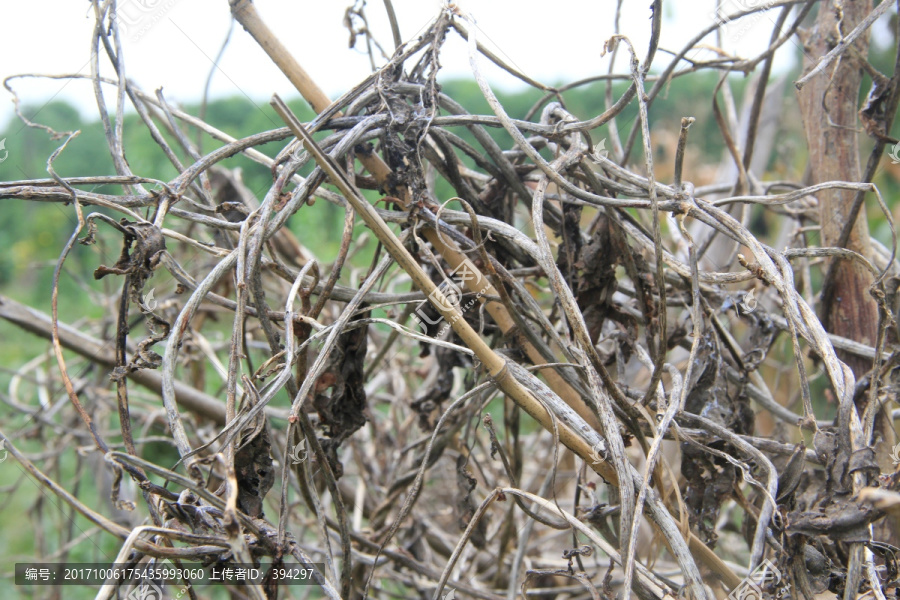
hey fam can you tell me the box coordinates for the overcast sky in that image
[0,1,819,129]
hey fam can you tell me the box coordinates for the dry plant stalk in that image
[1,1,900,599]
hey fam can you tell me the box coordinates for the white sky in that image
[0,1,805,129]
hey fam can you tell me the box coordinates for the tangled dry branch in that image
[2,1,900,599]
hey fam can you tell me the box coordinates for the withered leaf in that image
[787,502,878,542]
[455,454,486,549]
[234,423,275,518]
[860,70,897,143]
[93,220,166,288]
[312,306,369,479]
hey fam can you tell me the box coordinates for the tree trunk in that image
[797,2,899,550]
[797,0,877,384]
